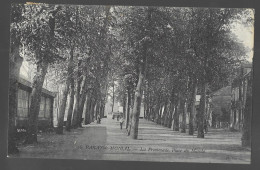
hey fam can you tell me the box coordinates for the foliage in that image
[11,4,253,140]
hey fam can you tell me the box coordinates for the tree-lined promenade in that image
[12,116,250,163]
[9,3,253,157]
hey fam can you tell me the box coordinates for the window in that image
[45,98,51,118]
[39,96,45,118]
[17,88,52,119]
[17,89,29,117]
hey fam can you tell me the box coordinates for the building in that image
[210,86,232,128]
[230,63,252,131]
[178,95,211,128]
[16,77,56,131]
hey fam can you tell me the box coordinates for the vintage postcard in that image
[8,3,254,164]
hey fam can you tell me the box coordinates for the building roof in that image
[232,68,252,88]
[211,86,231,96]
[18,77,56,97]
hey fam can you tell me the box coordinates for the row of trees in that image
[112,7,251,139]
[9,4,252,153]
[9,4,119,152]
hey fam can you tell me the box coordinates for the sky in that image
[231,25,254,62]
[231,9,254,62]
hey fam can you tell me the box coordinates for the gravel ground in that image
[10,116,251,164]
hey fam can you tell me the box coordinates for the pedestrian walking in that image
[97,115,101,124]
[119,116,124,130]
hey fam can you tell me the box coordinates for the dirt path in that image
[101,117,251,164]
[11,117,251,164]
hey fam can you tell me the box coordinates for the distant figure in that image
[119,117,124,130]
[204,119,208,133]
[112,113,115,119]
[117,115,120,121]
[97,115,101,124]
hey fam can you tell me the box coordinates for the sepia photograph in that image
[8,2,254,164]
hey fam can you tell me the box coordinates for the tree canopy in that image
[10,4,253,143]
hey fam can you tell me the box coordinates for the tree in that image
[189,79,198,135]
[11,4,251,146]
[54,5,82,133]
[69,5,114,127]
[9,4,25,153]
[241,73,252,147]
[18,4,63,144]
[185,8,248,138]
[56,47,75,134]
[120,6,178,138]
[65,78,75,131]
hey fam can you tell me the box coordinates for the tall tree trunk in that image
[101,82,109,118]
[71,63,81,128]
[155,101,161,124]
[143,103,146,119]
[129,6,151,138]
[65,83,75,131]
[76,75,88,127]
[242,78,251,147]
[95,100,100,120]
[57,48,74,134]
[143,84,148,119]
[90,99,96,123]
[197,82,207,138]
[159,105,163,125]
[167,102,174,128]
[151,106,155,121]
[112,80,115,112]
[100,103,105,118]
[146,81,151,121]
[99,95,107,119]
[130,70,144,139]
[241,94,251,147]
[24,59,49,144]
[127,85,135,135]
[126,88,131,129]
[238,85,242,130]
[56,83,69,134]
[233,110,237,129]
[189,79,198,135]
[173,95,180,131]
[123,92,127,119]
[127,106,133,136]
[163,100,169,127]
[71,84,79,128]
[167,90,175,128]
[89,101,93,123]
[9,3,24,154]
[145,93,150,120]
[84,96,92,125]
[65,49,75,131]
[181,98,188,133]
[9,47,23,153]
